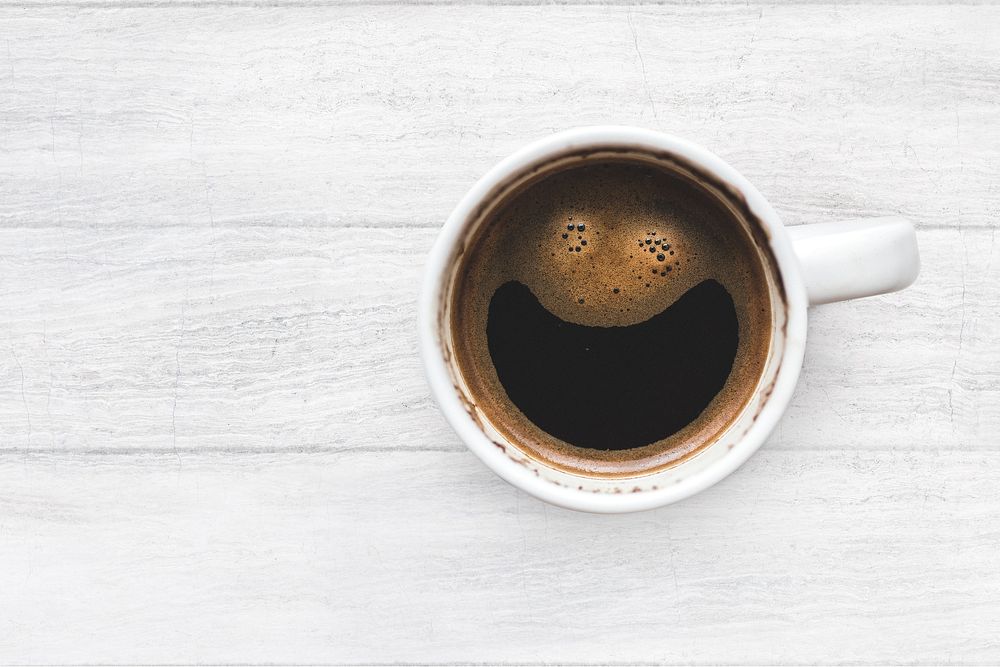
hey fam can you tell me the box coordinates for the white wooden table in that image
[1,2,998,663]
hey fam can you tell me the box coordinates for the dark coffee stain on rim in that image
[452,381,483,431]
[437,142,791,489]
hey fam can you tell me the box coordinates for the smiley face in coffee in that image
[450,157,773,477]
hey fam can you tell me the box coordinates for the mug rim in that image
[419,126,808,512]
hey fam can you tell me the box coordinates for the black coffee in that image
[450,155,772,477]
[487,279,738,450]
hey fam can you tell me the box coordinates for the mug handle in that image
[786,217,920,305]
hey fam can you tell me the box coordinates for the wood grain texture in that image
[1,3,999,664]
[0,226,997,454]
[1,449,998,664]
[2,6,998,230]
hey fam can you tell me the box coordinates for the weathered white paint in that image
[0,3,998,663]
[2,6,998,231]
[1,450,998,663]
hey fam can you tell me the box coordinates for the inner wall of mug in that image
[437,146,789,490]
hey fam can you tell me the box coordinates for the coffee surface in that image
[450,158,772,477]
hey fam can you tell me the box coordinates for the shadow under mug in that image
[419,127,920,513]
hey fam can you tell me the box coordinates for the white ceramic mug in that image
[419,127,919,513]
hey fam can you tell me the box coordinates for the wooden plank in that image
[0,226,995,452]
[1,5,998,230]
[0,448,997,663]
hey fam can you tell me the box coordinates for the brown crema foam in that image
[450,155,773,478]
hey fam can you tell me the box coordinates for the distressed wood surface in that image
[1,3,999,665]
[2,6,998,230]
[1,449,999,664]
